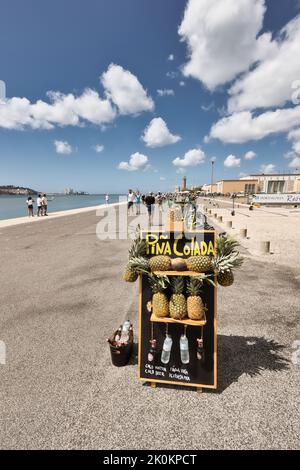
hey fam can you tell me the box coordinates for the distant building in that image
[202,173,300,195]
[216,179,258,195]
[182,176,187,191]
[64,187,74,195]
[202,183,217,193]
[247,173,300,194]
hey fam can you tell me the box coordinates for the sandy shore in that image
[0,201,126,229]
[201,198,300,271]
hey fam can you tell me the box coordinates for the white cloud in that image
[179,81,185,87]
[157,89,174,97]
[208,106,300,143]
[244,150,257,160]
[101,63,154,115]
[228,16,300,112]
[160,176,166,181]
[94,144,104,153]
[260,163,276,173]
[224,154,240,168]
[0,80,6,100]
[0,89,116,130]
[142,117,181,147]
[173,148,205,167]
[54,140,72,155]
[168,54,175,61]
[201,102,214,112]
[176,167,186,174]
[166,71,178,79]
[288,127,300,155]
[0,63,155,130]
[179,0,269,90]
[118,152,148,171]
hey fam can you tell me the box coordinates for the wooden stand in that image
[138,229,218,391]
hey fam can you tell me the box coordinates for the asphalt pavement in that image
[0,206,299,449]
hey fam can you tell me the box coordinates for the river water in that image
[0,194,125,220]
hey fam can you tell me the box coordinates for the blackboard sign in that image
[138,230,217,390]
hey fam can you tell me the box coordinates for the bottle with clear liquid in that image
[161,335,172,364]
[119,320,131,344]
[180,334,190,364]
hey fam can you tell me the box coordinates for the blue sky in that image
[1,0,300,193]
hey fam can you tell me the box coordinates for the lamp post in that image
[211,159,214,192]
[231,193,236,216]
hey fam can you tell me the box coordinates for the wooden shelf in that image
[150,312,207,326]
[153,270,209,277]
[164,221,184,232]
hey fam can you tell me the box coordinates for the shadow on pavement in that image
[128,337,289,394]
[217,334,290,393]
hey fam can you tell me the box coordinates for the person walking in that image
[156,192,163,212]
[145,192,155,225]
[127,189,135,215]
[37,194,43,217]
[105,194,110,205]
[26,196,34,217]
[42,194,48,216]
[135,191,141,215]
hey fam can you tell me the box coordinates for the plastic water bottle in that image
[120,320,131,344]
[161,335,172,364]
[180,334,189,364]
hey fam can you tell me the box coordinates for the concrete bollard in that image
[260,241,270,254]
[226,221,232,228]
[217,216,223,222]
[240,228,247,238]
[214,213,218,218]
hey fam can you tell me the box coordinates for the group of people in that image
[26,194,48,217]
[127,189,165,222]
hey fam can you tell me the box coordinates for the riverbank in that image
[0,194,125,221]
[0,201,126,229]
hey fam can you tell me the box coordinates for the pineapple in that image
[187,277,206,320]
[149,255,172,272]
[213,235,243,287]
[122,225,148,282]
[122,265,139,283]
[148,275,169,317]
[168,209,175,223]
[186,255,212,273]
[217,270,234,287]
[169,277,187,320]
[168,206,182,224]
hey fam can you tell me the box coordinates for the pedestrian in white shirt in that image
[127,189,135,215]
[105,194,110,205]
[26,196,34,217]
[42,194,48,216]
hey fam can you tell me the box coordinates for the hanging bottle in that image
[148,339,157,362]
[161,335,172,364]
[197,338,205,362]
[180,332,190,364]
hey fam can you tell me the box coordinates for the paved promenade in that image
[0,206,299,449]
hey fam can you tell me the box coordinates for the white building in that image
[248,173,300,193]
